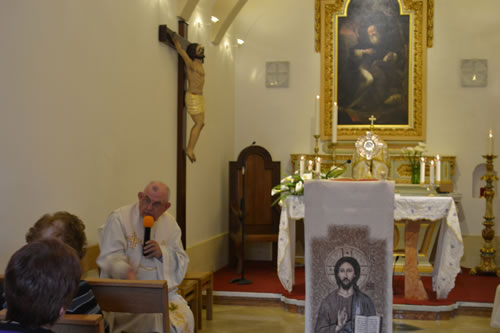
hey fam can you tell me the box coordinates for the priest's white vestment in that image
[97,203,194,333]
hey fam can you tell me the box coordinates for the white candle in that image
[435,155,441,183]
[420,157,425,184]
[487,129,495,155]
[308,160,314,171]
[315,95,320,135]
[299,156,305,177]
[316,157,321,173]
[332,102,338,144]
[429,160,435,184]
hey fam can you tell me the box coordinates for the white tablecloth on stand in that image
[278,195,464,299]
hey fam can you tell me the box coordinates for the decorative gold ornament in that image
[470,155,500,277]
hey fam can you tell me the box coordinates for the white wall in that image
[234,0,500,265]
[0,0,235,270]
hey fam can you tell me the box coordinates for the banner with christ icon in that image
[304,180,394,333]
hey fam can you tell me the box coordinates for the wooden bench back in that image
[0,309,104,333]
[85,278,170,333]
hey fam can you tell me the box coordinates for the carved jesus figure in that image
[173,35,205,163]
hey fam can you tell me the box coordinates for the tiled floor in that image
[200,304,497,332]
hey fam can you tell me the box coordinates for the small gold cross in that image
[368,115,376,130]
[127,232,142,249]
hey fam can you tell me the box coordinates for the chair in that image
[85,278,170,333]
[178,279,199,332]
[229,145,281,272]
[185,271,213,329]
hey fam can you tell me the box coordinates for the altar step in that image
[214,261,498,320]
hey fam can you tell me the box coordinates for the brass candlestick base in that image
[313,134,320,158]
[331,142,337,165]
[470,155,500,277]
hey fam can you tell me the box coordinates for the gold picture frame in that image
[317,0,433,141]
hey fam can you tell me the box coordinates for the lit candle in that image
[435,155,441,183]
[420,157,425,184]
[299,156,305,177]
[315,95,320,135]
[487,129,495,155]
[331,102,338,144]
[429,160,435,185]
[316,157,321,173]
[308,160,313,171]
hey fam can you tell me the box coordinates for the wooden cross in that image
[158,22,191,248]
[369,115,376,130]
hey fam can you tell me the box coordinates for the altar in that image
[278,189,463,300]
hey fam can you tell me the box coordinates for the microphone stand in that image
[230,162,252,285]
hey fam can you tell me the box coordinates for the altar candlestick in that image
[308,160,314,171]
[487,129,495,155]
[435,155,441,183]
[430,160,435,184]
[315,95,320,134]
[316,157,321,173]
[420,157,426,184]
[299,156,305,177]
[332,102,338,143]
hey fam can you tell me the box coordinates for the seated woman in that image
[0,239,81,332]
[24,211,109,332]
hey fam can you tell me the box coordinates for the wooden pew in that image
[1,309,104,333]
[54,314,105,333]
[81,244,100,277]
[86,278,170,333]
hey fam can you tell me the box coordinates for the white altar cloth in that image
[278,194,463,299]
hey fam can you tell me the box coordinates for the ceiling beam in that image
[211,0,248,45]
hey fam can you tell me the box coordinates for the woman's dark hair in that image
[5,239,81,327]
[26,211,87,259]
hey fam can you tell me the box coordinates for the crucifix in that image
[158,22,199,248]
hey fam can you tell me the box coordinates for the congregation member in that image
[25,211,109,332]
[0,239,81,333]
[98,181,194,333]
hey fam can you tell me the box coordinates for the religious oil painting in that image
[310,225,389,333]
[317,0,432,141]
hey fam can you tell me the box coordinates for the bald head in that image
[138,181,171,220]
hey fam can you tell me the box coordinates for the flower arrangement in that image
[401,142,426,184]
[271,166,346,206]
[401,142,427,167]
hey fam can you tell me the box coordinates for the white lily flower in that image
[281,185,288,191]
[295,181,303,193]
[271,188,279,196]
[406,147,415,154]
[303,173,313,180]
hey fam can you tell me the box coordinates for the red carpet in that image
[214,261,499,305]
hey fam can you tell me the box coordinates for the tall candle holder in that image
[470,155,500,276]
[313,134,320,158]
[331,143,337,165]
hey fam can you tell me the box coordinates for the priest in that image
[98,181,194,333]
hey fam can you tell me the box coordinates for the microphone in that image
[326,159,352,178]
[143,216,155,255]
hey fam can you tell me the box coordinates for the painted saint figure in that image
[315,256,376,333]
[173,35,205,163]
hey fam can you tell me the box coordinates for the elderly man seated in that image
[98,181,194,333]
